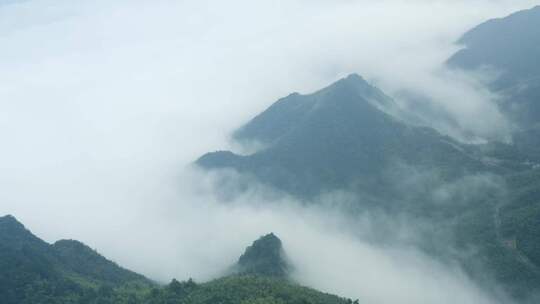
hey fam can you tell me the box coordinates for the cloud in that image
[65,165,507,304]
[288,223,502,304]
[1,0,538,302]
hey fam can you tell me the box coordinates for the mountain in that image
[232,74,399,147]
[0,215,151,304]
[196,76,540,300]
[447,5,540,128]
[0,215,61,304]
[445,7,540,297]
[0,215,356,304]
[233,233,291,277]
[53,239,147,285]
[145,233,354,304]
[198,74,488,201]
[143,232,357,304]
[152,275,352,304]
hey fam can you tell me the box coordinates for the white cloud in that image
[0,0,538,302]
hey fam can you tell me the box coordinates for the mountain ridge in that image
[0,215,152,304]
[197,73,488,199]
[447,5,540,128]
[0,215,355,304]
[232,233,291,278]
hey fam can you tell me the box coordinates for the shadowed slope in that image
[198,74,486,199]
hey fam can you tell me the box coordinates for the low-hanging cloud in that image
[39,164,509,304]
[1,0,539,303]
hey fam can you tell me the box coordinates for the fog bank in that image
[1,1,538,303]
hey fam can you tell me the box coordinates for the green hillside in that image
[0,215,152,304]
[195,7,540,301]
[447,6,540,128]
[145,276,352,304]
[0,216,355,304]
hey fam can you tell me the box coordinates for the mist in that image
[1,0,539,303]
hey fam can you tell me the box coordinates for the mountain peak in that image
[0,214,22,226]
[343,73,366,84]
[226,73,390,147]
[322,73,370,94]
[0,214,38,244]
[197,71,484,198]
[234,233,290,277]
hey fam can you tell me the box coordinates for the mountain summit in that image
[233,233,290,278]
[0,214,34,238]
[197,74,485,198]
[232,73,397,146]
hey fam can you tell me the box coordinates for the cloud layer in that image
[1,0,539,303]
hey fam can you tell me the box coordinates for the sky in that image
[1,0,540,303]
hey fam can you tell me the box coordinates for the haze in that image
[1,1,539,303]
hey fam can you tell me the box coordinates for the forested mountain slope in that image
[448,5,540,128]
[198,74,489,200]
[231,233,291,278]
[0,216,354,304]
[447,6,540,299]
[196,6,540,301]
[0,215,152,303]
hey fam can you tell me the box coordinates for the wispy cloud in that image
[1,1,538,302]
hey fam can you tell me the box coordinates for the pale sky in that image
[1,1,539,303]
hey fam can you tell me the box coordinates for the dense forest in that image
[0,215,356,304]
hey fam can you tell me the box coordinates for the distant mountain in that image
[448,5,540,128]
[196,72,540,300]
[445,9,540,296]
[232,233,291,277]
[198,74,488,200]
[0,215,151,304]
[233,74,399,147]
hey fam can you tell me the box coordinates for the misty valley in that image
[2,2,540,304]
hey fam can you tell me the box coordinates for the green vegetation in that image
[145,276,352,304]
[233,233,291,278]
[196,70,540,301]
[447,5,540,128]
[0,216,354,304]
[197,74,487,199]
[4,6,540,303]
[0,215,152,304]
